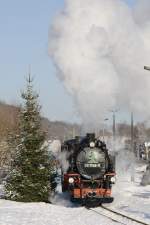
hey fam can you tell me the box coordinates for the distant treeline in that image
[0,101,81,142]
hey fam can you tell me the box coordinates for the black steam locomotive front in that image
[76,146,107,179]
[61,133,115,206]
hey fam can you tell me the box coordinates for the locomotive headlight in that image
[90,142,95,148]
[111,177,116,183]
[68,177,74,184]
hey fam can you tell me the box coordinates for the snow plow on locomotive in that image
[61,133,115,207]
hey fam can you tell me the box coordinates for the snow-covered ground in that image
[0,199,121,225]
[0,163,149,225]
[108,163,150,224]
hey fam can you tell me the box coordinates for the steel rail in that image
[100,205,149,225]
[89,207,125,225]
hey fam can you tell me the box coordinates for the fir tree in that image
[5,75,52,202]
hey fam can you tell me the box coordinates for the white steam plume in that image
[48,140,69,172]
[49,0,150,127]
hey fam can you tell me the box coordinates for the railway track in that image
[88,205,149,225]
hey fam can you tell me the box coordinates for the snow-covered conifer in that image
[5,75,53,202]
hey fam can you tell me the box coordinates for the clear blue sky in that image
[0,0,135,123]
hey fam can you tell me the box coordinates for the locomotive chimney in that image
[86,133,95,141]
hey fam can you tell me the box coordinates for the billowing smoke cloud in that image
[49,0,150,127]
[133,0,150,25]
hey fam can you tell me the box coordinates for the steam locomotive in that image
[61,133,115,207]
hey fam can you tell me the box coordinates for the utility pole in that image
[102,118,109,141]
[72,127,75,138]
[144,65,150,160]
[111,110,118,152]
[131,112,135,182]
[131,112,134,152]
[142,65,150,185]
[113,111,116,150]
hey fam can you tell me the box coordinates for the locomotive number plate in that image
[84,163,101,168]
